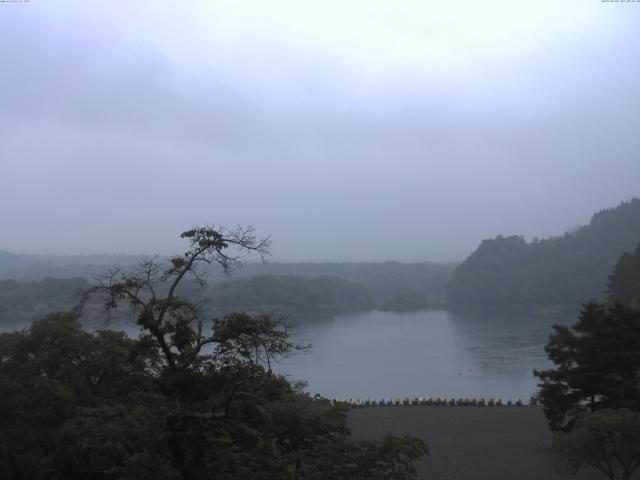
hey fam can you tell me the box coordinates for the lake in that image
[0,307,577,401]
[274,308,577,401]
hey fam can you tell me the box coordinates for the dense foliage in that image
[205,275,374,317]
[607,242,640,306]
[0,277,90,325]
[379,289,431,312]
[0,226,428,479]
[0,252,456,308]
[0,262,455,325]
[447,198,640,306]
[555,409,640,480]
[0,275,376,326]
[222,262,455,306]
[534,302,640,431]
[0,314,427,479]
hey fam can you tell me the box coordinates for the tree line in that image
[0,226,427,480]
[447,198,640,307]
[535,242,640,480]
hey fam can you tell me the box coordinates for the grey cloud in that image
[1,4,639,261]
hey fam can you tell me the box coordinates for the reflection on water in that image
[275,308,577,399]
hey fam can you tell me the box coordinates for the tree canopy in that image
[447,198,640,307]
[379,289,431,312]
[0,225,428,479]
[555,409,640,480]
[607,242,640,307]
[205,274,374,317]
[534,302,640,431]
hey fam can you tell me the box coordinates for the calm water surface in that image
[1,308,576,400]
[275,309,576,400]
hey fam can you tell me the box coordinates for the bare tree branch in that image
[76,225,271,371]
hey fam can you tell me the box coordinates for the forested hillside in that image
[0,275,376,327]
[447,198,640,307]
[212,261,456,305]
[0,278,90,326]
[0,255,455,311]
[204,275,375,317]
[607,242,640,306]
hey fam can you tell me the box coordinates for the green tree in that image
[0,313,162,480]
[555,409,640,480]
[379,289,430,312]
[607,243,640,306]
[1,225,428,479]
[80,225,272,372]
[300,435,428,480]
[447,197,640,307]
[534,302,640,431]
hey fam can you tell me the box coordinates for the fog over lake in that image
[275,309,576,400]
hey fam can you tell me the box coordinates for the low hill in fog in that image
[447,198,640,307]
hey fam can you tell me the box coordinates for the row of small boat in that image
[335,397,536,407]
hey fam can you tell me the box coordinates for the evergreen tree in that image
[535,302,640,431]
[607,243,640,306]
[0,226,428,479]
[447,198,640,307]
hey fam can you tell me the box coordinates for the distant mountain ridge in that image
[446,198,640,307]
[0,250,456,306]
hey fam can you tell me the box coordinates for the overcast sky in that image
[1,1,639,261]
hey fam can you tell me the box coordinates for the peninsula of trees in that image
[446,198,640,307]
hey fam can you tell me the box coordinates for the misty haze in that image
[1,2,640,480]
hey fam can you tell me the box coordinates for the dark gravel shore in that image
[348,406,602,480]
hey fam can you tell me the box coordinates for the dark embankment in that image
[349,406,601,480]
